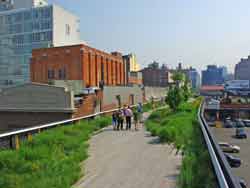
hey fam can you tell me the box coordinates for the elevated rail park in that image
[0,100,244,187]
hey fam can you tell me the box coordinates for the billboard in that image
[225,80,250,90]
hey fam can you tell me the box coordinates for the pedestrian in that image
[133,109,139,131]
[137,102,143,124]
[125,106,133,130]
[112,111,118,130]
[117,109,124,131]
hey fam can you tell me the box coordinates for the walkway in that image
[74,113,182,188]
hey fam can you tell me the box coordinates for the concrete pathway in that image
[75,113,182,188]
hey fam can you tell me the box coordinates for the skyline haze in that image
[48,0,250,73]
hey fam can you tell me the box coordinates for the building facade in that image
[128,71,143,86]
[141,62,172,87]
[123,53,140,72]
[0,83,74,132]
[187,68,200,90]
[235,56,250,80]
[31,44,126,87]
[0,0,80,88]
[202,65,225,86]
[123,53,141,84]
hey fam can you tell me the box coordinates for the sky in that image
[48,0,250,73]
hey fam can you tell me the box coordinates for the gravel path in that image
[74,113,182,188]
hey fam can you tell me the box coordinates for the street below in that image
[211,126,250,185]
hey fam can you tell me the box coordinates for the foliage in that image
[0,116,111,188]
[171,71,185,82]
[166,71,192,110]
[182,79,191,102]
[142,100,165,112]
[166,85,183,111]
[145,98,217,188]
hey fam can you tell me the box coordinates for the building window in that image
[48,69,55,79]
[59,68,66,79]
[58,69,62,79]
[66,24,70,35]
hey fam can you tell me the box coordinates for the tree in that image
[166,85,184,111]
[182,78,191,101]
[172,71,184,83]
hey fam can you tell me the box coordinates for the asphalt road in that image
[74,113,182,188]
[210,126,250,186]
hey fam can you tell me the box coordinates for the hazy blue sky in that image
[49,0,250,73]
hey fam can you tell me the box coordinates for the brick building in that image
[31,44,126,87]
[141,62,172,87]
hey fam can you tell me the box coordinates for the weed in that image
[0,116,111,188]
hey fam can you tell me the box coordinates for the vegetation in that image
[142,100,165,112]
[182,78,191,102]
[0,116,111,188]
[171,71,185,82]
[145,99,217,188]
[166,71,191,111]
[166,86,183,111]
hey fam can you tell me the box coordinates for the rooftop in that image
[200,85,224,91]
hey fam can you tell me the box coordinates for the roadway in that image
[74,113,182,188]
[210,126,250,186]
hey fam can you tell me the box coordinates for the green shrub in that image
[0,116,111,188]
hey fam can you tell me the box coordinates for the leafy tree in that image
[166,85,183,111]
[182,78,191,101]
[172,71,184,83]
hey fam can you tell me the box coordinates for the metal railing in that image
[0,106,136,149]
[198,101,241,188]
[0,100,162,150]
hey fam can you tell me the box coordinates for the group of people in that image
[112,103,143,131]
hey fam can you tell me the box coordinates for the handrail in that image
[198,101,241,188]
[0,105,136,139]
[0,99,163,149]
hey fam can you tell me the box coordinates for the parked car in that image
[207,121,216,127]
[224,153,241,168]
[243,120,250,127]
[224,120,235,128]
[235,119,245,128]
[219,142,240,153]
[236,177,247,188]
[236,128,247,139]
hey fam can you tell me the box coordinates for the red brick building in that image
[31,44,126,87]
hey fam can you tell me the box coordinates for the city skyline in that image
[48,0,250,73]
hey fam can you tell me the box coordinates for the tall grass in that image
[143,100,165,112]
[145,98,217,188]
[0,116,111,188]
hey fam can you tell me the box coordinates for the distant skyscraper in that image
[187,68,200,90]
[0,0,80,88]
[235,56,250,80]
[202,65,225,86]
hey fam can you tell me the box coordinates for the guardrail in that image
[0,100,162,150]
[0,106,137,149]
[198,101,241,188]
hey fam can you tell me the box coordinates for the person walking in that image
[112,111,118,130]
[117,109,124,131]
[125,106,133,130]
